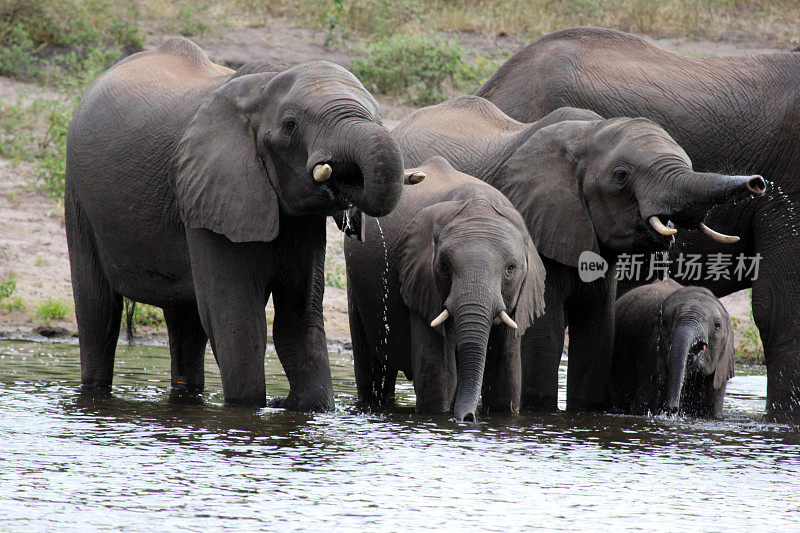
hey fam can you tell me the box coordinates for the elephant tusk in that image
[648,215,677,236]
[404,170,426,184]
[430,309,450,328]
[313,163,332,183]
[699,223,740,244]
[499,310,518,330]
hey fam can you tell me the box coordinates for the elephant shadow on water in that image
[65,37,406,411]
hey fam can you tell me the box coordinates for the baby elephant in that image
[609,279,735,418]
[345,157,545,422]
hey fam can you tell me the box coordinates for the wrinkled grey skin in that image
[344,157,545,422]
[610,279,735,418]
[393,96,763,411]
[65,38,404,409]
[476,27,800,413]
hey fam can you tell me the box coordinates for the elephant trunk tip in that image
[746,175,766,195]
[456,410,477,423]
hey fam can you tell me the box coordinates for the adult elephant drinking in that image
[476,27,800,413]
[65,38,405,409]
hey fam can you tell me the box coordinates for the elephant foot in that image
[521,393,559,412]
[270,387,335,412]
[169,378,204,405]
[80,380,112,394]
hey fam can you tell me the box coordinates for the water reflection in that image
[1,339,798,530]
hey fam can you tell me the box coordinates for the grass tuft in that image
[34,298,69,324]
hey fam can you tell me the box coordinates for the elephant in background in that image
[65,38,405,409]
[393,96,765,411]
[476,26,800,413]
[344,157,545,422]
[610,279,735,418]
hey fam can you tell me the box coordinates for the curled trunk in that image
[335,121,404,217]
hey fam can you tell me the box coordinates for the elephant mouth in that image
[687,340,707,361]
[313,160,365,210]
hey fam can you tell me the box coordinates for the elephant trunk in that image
[330,120,404,217]
[667,171,765,220]
[665,320,706,414]
[451,288,495,423]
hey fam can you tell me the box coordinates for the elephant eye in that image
[714,320,721,330]
[282,119,298,133]
[505,263,516,277]
[612,167,629,186]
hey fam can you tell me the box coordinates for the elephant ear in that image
[398,201,468,326]
[496,121,600,267]
[714,318,736,390]
[491,204,546,334]
[172,72,279,243]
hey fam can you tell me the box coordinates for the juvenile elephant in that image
[65,38,405,409]
[610,279,735,418]
[344,157,545,421]
[393,96,765,411]
[476,27,800,413]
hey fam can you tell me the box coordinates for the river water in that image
[0,339,798,531]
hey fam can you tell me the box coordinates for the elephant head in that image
[658,286,735,416]
[172,61,404,242]
[398,159,546,421]
[496,117,766,266]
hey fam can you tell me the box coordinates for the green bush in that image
[352,35,465,106]
[0,0,142,81]
[35,298,69,324]
[0,274,17,300]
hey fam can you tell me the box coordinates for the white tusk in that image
[499,310,518,330]
[313,163,332,183]
[430,309,450,328]
[699,223,740,244]
[404,170,426,184]
[648,215,677,236]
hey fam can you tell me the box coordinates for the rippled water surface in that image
[1,339,799,531]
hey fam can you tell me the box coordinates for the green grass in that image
[0,297,25,313]
[0,274,17,300]
[34,298,69,324]
[257,0,800,44]
[324,243,347,289]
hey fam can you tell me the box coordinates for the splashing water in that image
[767,183,799,237]
[374,219,391,388]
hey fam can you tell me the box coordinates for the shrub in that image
[0,274,17,300]
[352,35,464,105]
[35,298,69,323]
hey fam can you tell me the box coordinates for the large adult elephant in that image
[65,38,405,409]
[345,157,545,421]
[393,96,765,411]
[476,27,800,413]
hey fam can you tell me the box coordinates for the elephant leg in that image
[520,263,569,410]
[270,228,335,412]
[565,273,616,411]
[186,228,270,407]
[349,292,396,407]
[163,304,208,397]
[482,326,521,413]
[411,312,455,414]
[65,185,123,390]
[752,255,800,413]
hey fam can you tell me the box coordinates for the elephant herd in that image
[64,27,800,422]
